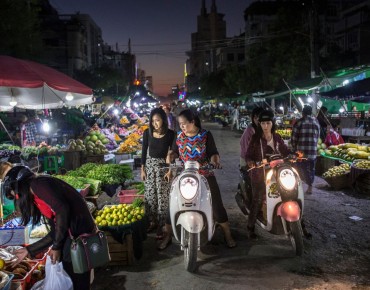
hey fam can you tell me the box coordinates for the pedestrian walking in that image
[230,105,240,131]
[291,104,320,195]
[161,109,236,250]
[2,165,96,290]
[141,108,175,238]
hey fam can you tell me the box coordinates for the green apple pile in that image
[94,204,145,227]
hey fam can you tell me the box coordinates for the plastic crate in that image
[118,189,144,204]
[11,260,39,290]
[77,184,90,197]
[2,274,13,290]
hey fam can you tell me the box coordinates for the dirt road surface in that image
[92,122,370,290]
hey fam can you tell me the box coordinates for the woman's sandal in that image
[157,235,172,250]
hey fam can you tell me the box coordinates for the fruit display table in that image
[98,215,147,260]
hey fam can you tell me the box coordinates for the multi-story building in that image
[331,0,370,66]
[215,34,245,70]
[187,0,226,93]
[59,13,103,76]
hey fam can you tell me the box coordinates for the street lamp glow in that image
[66,92,74,101]
[9,96,17,106]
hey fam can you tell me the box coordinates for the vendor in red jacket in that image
[2,166,95,290]
[324,124,344,147]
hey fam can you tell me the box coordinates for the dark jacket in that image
[26,176,95,260]
[245,133,291,183]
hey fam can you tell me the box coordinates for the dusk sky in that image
[50,0,253,96]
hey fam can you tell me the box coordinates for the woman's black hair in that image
[251,107,264,130]
[16,176,42,226]
[178,109,201,129]
[149,107,168,135]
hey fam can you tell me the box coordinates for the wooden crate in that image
[85,154,105,164]
[105,232,134,266]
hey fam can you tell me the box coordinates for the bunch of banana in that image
[322,163,351,178]
[276,129,292,140]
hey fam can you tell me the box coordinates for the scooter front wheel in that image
[288,221,304,256]
[183,228,198,272]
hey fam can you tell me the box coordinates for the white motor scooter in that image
[169,160,214,272]
[235,153,305,255]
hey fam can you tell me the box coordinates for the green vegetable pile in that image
[127,181,145,195]
[54,175,101,195]
[66,163,133,186]
[67,163,98,177]
[86,164,133,185]
[0,144,21,151]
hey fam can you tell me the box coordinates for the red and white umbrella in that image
[0,55,94,110]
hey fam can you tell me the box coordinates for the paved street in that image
[92,122,370,290]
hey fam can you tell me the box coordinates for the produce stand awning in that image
[0,55,93,110]
[319,78,370,102]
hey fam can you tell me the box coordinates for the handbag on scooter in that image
[69,229,111,274]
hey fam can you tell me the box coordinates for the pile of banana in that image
[322,163,351,178]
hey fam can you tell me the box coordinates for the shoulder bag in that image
[69,228,111,274]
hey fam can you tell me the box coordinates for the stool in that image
[43,156,59,173]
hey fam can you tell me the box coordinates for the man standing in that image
[291,105,320,194]
[230,105,240,131]
[20,115,38,147]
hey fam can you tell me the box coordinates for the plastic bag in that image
[30,256,73,290]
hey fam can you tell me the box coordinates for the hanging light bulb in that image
[9,96,17,107]
[66,92,74,101]
[42,120,50,132]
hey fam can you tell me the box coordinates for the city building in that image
[187,0,227,93]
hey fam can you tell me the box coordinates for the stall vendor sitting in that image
[102,123,118,150]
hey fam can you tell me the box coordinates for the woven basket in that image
[324,172,351,190]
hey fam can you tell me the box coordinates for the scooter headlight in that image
[278,168,296,191]
[179,176,198,200]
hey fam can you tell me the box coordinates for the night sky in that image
[50,0,252,96]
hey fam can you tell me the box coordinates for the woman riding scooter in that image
[162,109,236,250]
[245,110,291,238]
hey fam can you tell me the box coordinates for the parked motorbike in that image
[239,116,251,131]
[235,153,305,255]
[169,160,215,272]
